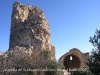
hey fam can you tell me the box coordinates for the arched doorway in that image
[64,54,81,69]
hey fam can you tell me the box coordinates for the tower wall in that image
[9,2,55,60]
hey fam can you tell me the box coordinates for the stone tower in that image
[9,2,55,60]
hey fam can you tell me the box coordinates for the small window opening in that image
[70,56,73,60]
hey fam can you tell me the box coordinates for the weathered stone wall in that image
[59,48,90,69]
[9,2,55,61]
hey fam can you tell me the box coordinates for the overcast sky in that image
[0,0,100,60]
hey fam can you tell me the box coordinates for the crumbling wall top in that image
[12,1,45,23]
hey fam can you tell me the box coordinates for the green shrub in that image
[45,60,65,75]
[40,50,51,60]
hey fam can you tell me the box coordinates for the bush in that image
[40,50,65,75]
[71,70,93,75]
[45,60,65,75]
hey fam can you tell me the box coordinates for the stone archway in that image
[64,54,81,69]
[59,48,90,70]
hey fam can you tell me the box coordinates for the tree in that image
[87,29,100,75]
[40,50,65,75]
[44,59,65,75]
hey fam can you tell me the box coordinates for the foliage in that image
[40,50,51,60]
[45,60,65,75]
[87,29,100,75]
[7,51,13,57]
[45,60,64,75]
[0,49,65,75]
[0,49,35,75]
[40,50,65,75]
[70,70,93,75]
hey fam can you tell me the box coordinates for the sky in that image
[0,0,100,60]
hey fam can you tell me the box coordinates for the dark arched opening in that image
[64,54,81,69]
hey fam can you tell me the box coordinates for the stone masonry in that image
[9,2,55,60]
[59,48,90,69]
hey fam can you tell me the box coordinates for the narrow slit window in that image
[70,56,72,60]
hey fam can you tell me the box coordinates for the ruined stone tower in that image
[9,2,55,60]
